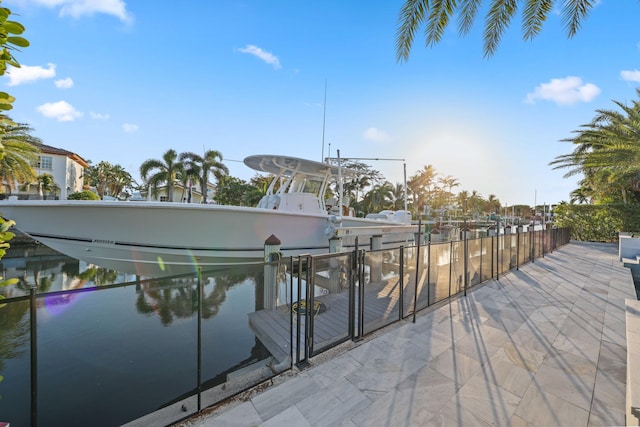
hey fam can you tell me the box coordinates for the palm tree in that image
[550,88,640,204]
[180,150,229,204]
[108,165,135,199]
[0,123,41,194]
[407,164,437,214]
[362,181,394,214]
[469,190,484,217]
[140,149,185,202]
[438,175,460,209]
[391,182,407,210]
[35,173,60,198]
[396,0,596,60]
[487,194,501,214]
[84,161,134,199]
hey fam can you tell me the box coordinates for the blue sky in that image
[3,0,640,206]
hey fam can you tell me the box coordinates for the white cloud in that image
[122,123,138,132]
[363,127,391,143]
[525,76,600,105]
[90,111,110,120]
[16,0,133,23]
[621,70,640,82]
[37,100,83,121]
[238,44,281,69]
[6,63,56,86]
[54,77,74,88]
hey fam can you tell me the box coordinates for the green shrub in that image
[554,203,640,242]
[67,190,100,200]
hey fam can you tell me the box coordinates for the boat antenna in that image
[337,149,343,215]
[321,79,327,162]
[403,162,408,214]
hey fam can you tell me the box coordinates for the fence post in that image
[263,235,281,310]
[359,249,366,335]
[307,256,315,356]
[426,241,431,308]
[351,238,360,342]
[448,240,453,297]
[30,286,38,427]
[413,235,421,324]
[516,228,520,271]
[479,237,483,281]
[496,234,500,280]
[399,246,404,320]
[197,267,202,412]
[463,234,468,297]
[531,228,535,263]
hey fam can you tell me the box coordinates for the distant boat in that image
[0,155,417,277]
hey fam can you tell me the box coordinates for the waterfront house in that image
[1,143,89,200]
[141,181,217,203]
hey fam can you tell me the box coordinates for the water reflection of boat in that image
[0,155,417,277]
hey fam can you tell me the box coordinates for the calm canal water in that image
[0,243,271,426]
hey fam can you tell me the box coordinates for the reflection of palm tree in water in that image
[135,269,255,326]
[0,300,30,374]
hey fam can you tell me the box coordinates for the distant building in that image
[142,181,217,203]
[1,144,89,200]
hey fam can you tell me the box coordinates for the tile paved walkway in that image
[180,241,637,427]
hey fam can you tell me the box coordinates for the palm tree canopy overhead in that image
[396,0,596,61]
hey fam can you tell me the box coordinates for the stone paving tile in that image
[349,378,439,426]
[199,401,262,427]
[450,373,521,426]
[477,354,535,397]
[260,406,310,427]
[492,340,546,373]
[450,325,505,364]
[393,366,458,413]
[251,373,321,421]
[514,382,590,427]
[427,347,483,388]
[484,313,527,335]
[551,330,601,363]
[592,368,626,410]
[296,377,370,427]
[344,351,425,395]
[425,395,496,427]
[587,397,625,427]
[531,362,596,411]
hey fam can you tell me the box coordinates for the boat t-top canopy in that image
[244,155,357,179]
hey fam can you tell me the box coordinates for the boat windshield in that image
[274,173,327,197]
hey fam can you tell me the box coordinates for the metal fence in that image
[0,227,570,426]
[289,227,570,367]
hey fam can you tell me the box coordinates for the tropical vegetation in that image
[139,149,186,203]
[0,123,41,194]
[0,0,30,394]
[549,89,640,241]
[84,161,135,199]
[180,150,229,204]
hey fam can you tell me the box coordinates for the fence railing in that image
[0,227,569,426]
[288,227,570,366]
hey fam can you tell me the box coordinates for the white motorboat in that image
[0,155,418,277]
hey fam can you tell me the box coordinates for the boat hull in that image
[0,201,417,276]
